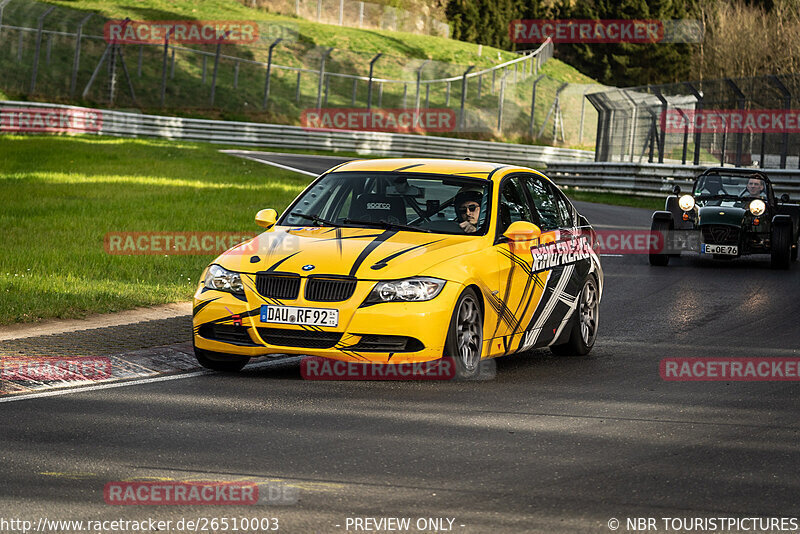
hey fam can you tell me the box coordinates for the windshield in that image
[281,172,492,235]
[693,173,768,200]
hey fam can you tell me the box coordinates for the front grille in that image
[350,335,424,352]
[257,327,342,349]
[198,324,256,345]
[256,273,300,299]
[305,277,357,302]
[702,225,740,246]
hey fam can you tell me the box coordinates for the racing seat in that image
[348,194,407,225]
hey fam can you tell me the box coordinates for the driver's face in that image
[747,179,764,196]
[458,201,481,225]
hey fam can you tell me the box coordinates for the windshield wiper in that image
[343,218,432,233]
[290,212,344,227]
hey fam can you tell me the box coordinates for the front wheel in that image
[550,276,599,357]
[771,224,792,270]
[194,345,250,372]
[444,288,484,380]
[649,218,671,266]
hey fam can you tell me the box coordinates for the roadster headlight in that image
[203,264,244,294]
[678,194,695,211]
[365,277,445,303]
[749,199,766,216]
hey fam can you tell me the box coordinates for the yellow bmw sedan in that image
[192,158,603,379]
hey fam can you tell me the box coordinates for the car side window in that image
[497,177,535,234]
[523,176,562,230]
[551,187,576,229]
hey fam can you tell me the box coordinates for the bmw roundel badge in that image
[302,264,315,271]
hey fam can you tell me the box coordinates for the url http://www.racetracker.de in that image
[0,517,280,533]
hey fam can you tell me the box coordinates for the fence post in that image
[378,82,383,107]
[70,13,93,99]
[402,83,407,108]
[316,47,332,109]
[724,78,746,167]
[684,82,702,165]
[210,32,232,107]
[160,29,173,106]
[528,74,545,138]
[367,53,382,109]
[317,0,322,21]
[17,31,23,62]
[295,71,302,103]
[458,65,475,131]
[0,0,12,40]
[234,60,239,89]
[29,6,55,94]
[358,1,364,27]
[415,59,430,112]
[170,48,176,79]
[445,81,450,106]
[653,90,667,164]
[338,0,344,25]
[769,75,791,169]
[578,86,589,145]
[497,70,507,132]
[351,78,357,105]
[477,74,482,99]
[202,55,207,83]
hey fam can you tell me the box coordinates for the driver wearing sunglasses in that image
[455,190,482,234]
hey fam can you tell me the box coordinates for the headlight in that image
[749,199,766,216]
[678,194,695,211]
[365,277,445,303]
[203,264,244,294]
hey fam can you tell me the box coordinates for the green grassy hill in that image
[0,0,601,144]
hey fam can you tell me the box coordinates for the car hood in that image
[697,206,747,226]
[215,226,485,280]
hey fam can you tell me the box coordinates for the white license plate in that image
[701,244,738,255]
[260,305,338,327]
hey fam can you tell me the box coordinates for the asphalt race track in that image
[2,153,799,534]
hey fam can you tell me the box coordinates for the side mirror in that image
[255,208,278,229]
[503,221,542,246]
[672,185,682,195]
[781,193,790,203]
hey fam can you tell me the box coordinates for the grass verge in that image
[0,135,312,325]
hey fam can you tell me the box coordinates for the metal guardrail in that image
[545,162,800,199]
[0,100,594,168]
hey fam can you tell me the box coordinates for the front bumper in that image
[192,279,462,364]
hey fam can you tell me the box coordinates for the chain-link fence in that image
[589,74,800,169]
[0,0,601,146]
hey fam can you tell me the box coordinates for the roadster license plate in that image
[260,305,338,327]
[701,244,738,255]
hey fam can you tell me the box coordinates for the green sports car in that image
[649,168,799,269]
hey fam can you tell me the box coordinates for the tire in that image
[444,288,484,380]
[194,345,250,372]
[550,276,599,357]
[649,218,671,266]
[771,224,792,269]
